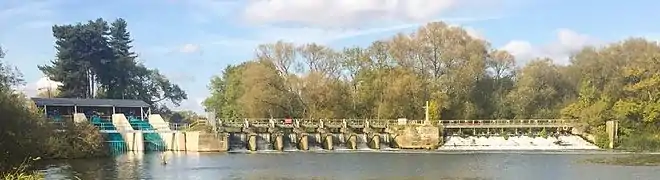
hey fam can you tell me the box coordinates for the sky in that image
[1,0,659,115]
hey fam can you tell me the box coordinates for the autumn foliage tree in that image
[204,22,660,150]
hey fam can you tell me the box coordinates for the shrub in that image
[0,90,107,175]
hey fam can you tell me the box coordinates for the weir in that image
[33,97,614,152]
[216,118,614,152]
[33,98,202,153]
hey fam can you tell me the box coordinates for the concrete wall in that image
[111,114,133,131]
[121,132,144,151]
[197,132,228,152]
[185,132,199,151]
[390,125,440,149]
[159,131,203,151]
[148,114,171,131]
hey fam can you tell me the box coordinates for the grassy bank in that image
[585,154,660,166]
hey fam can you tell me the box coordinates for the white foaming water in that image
[438,135,599,150]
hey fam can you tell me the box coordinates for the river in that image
[40,151,660,180]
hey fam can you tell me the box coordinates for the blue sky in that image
[1,0,658,114]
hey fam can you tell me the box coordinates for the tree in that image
[202,22,660,150]
[0,48,23,91]
[39,18,187,110]
[169,110,203,124]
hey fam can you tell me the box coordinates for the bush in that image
[591,126,610,149]
[618,131,660,152]
[0,157,44,180]
[0,91,51,173]
[0,90,108,176]
[43,121,108,159]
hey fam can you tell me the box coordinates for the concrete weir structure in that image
[218,118,615,152]
[220,118,442,151]
[33,97,202,153]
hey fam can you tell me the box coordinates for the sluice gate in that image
[218,118,587,151]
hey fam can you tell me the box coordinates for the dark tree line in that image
[39,18,187,112]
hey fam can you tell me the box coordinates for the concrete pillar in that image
[122,133,135,151]
[371,134,380,149]
[73,113,87,123]
[298,133,308,151]
[274,134,284,151]
[606,120,619,149]
[133,132,144,151]
[247,134,257,151]
[174,132,186,151]
[348,134,357,150]
[184,131,199,152]
[219,133,229,152]
[160,133,174,150]
[324,134,333,150]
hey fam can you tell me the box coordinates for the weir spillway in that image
[215,119,604,152]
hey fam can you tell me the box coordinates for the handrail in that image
[216,118,578,127]
[169,123,190,131]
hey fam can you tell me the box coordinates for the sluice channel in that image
[256,133,272,151]
[228,133,248,152]
[227,132,393,152]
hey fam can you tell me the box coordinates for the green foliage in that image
[168,110,204,124]
[38,18,186,109]
[43,121,108,158]
[1,51,106,176]
[0,157,44,180]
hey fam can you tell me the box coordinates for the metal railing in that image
[439,119,575,125]
[169,123,190,131]
[213,118,578,128]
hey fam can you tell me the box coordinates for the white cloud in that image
[207,17,496,50]
[501,40,535,61]
[243,0,461,27]
[188,0,500,50]
[179,43,201,53]
[500,29,597,65]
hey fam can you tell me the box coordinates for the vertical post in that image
[424,101,430,124]
[148,107,152,115]
[140,107,144,120]
[44,105,48,117]
[606,120,619,149]
[74,105,78,113]
[112,106,116,114]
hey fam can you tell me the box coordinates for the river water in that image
[41,151,660,180]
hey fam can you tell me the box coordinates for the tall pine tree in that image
[40,18,187,110]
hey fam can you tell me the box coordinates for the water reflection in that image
[42,152,660,180]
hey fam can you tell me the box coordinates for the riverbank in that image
[583,154,660,166]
